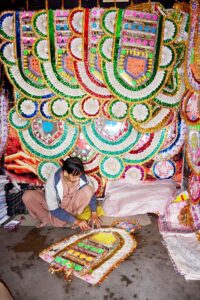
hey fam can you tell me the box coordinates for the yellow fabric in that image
[76,205,105,221]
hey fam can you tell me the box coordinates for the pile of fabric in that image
[0,175,9,225]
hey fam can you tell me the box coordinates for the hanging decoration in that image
[0,2,189,188]
[0,91,8,160]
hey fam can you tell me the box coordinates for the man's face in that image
[63,170,81,183]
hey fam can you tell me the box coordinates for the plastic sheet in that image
[103,179,177,217]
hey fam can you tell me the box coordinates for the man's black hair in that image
[63,157,84,176]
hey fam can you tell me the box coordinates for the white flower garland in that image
[19,123,77,158]
[9,65,52,97]
[75,61,112,97]
[42,62,85,97]
[155,75,185,106]
[123,129,165,163]
[139,108,170,129]
[104,62,166,100]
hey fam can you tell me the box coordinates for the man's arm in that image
[50,208,76,223]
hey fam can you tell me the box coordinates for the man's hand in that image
[89,212,102,229]
[73,219,91,231]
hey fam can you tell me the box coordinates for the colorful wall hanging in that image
[0,3,189,192]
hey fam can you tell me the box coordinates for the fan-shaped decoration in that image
[37,161,60,182]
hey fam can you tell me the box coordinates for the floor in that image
[0,215,200,300]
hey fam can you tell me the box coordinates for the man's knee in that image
[22,190,33,204]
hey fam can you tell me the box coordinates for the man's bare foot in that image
[35,222,49,228]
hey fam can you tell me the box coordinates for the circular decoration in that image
[108,100,128,121]
[81,97,101,118]
[152,160,175,179]
[100,156,124,179]
[0,42,15,65]
[188,174,200,204]
[34,39,49,61]
[33,12,47,37]
[8,108,30,130]
[50,98,70,119]
[163,19,177,43]
[17,98,38,119]
[71,101,91,124]
[69,10,83,34]
[40,100,52,119]
[129,103,150,124]
[0,13,14,40]
[99,37,113,62]
[159,45,174,68]
[68,37,82,60]
[124,165,145,182]
[37,161,60,182]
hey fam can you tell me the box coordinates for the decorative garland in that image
[181,91,200,126]
[0,92,8,159]
[0,12,14,41]
[9,107,30,130]
[18,118,79,160]
[82,118,140,156]
[188,173,200,204]
[186,127,200,175]
[185,0,200,92]
[154,114,186,161]
[123,129,165,164]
